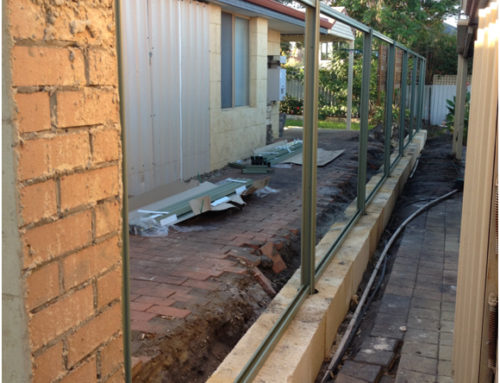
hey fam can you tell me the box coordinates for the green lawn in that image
[285,119,361,130]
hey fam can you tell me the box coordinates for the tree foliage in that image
[327,0,458,46]
[326,0,460,79]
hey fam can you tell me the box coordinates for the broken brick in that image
[226,248,261,267]
[260,242,287,274]
[240,240,263,251]
[252,267,276,297]
[273,239,285,251]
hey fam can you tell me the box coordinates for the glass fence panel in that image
[232,2,427,380]
[364,38,388,202]
[315,34,363,274]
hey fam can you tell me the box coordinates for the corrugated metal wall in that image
[121,0,210,198]
[453,2,498,382]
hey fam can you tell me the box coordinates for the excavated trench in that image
[131,128,388,382]
[132,272,270,382]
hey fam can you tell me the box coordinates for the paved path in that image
[335,192,462,383]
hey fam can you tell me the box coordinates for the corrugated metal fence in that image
[421,84,471,126]
[121,0,210,198]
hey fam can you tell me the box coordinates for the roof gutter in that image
[245,0,333,29]
[206,0,330,34]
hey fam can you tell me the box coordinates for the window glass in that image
[234,17,249,106]
[221,12,233,108]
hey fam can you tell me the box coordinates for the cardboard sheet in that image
[283,148,344,167]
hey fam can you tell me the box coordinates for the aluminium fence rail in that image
[235,2,426,381]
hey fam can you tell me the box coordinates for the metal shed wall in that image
[453,3,498,381]
[121,0,210,198]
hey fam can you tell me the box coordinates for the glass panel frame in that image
[233,3,427,381]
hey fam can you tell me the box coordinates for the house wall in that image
[3,1,125,381]
[268,28,282,139]
[208,4,269,170]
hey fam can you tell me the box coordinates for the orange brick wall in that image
[6,0,124,381]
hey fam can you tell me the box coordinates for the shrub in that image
[280,96,303,115]
[318,105,347,120]
[369,103,400,127]
[445,92,470,144]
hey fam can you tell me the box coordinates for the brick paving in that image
[129,129,380,379]
[129,131,363,328]
[335,193,462,383]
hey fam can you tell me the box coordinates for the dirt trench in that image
[131,128,387,382]
[132,273,270,382]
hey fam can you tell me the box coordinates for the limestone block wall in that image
[208,4,268,170]
[3,0,124,381]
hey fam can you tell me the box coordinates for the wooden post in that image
[452,54,468,160]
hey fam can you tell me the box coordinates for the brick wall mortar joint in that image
[101,363,124,383]
[17,160,121,188]
[28,278,95,315]
[31,302,122,359]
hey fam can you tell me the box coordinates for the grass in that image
[285,118,361,130]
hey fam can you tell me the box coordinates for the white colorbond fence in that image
[421,84,471,126]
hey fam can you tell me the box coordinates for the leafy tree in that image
[325,0,460,80]
[326,0,458,45]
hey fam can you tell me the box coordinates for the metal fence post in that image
[232,3,429,380]
[416,59,426,131]
[409,58,417,139]
[358,30,371,212]
[399,50,408,156]
[384,44,395,176]
[300,0,320,294]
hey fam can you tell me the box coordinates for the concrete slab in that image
[398,354,437,374]
[401,341,438,359]
[339,360,382,382]
[395,369,436,383]
[354,349,395,367]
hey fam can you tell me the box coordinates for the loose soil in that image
[131,127,391,382]
[132,272,270,382]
